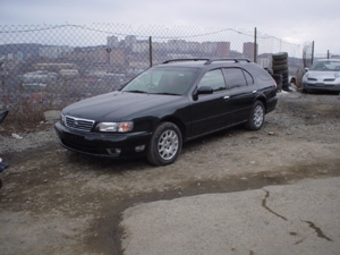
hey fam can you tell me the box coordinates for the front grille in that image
[323,78,335,82]
[309,83,322,87]
[65,116,95,132]
[307,78,317,81]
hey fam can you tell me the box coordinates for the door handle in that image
[252,90,257,94]
[223,96,230,100]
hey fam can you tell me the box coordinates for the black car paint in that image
[55,59,278,161]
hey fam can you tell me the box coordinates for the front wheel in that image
[245,101,265,130]
[147,122,182,166]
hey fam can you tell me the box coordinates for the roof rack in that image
[162,58,252,65]
[204,58,251,65]
[162,59,210,64]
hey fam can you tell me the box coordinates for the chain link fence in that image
[315,52,340,60]
[0,24,313,126]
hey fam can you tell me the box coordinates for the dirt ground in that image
[1,92,340,255]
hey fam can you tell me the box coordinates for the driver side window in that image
[198,69,226,92]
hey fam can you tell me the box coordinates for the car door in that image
[222,68,257,124]
[188,68,234,138]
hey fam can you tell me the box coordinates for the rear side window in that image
[223,68,248,89]
[245,64,272,81]
[243,70,254,85]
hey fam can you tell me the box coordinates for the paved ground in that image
[121,177,340,255]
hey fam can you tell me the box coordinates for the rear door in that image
[222,68,257,123]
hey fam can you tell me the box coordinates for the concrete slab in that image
[43,110,60,121]
[121,177,340,255]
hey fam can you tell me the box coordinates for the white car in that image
[302,59,340,93]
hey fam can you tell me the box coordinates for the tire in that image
[282,77,289,84]
[290,77,296,85]
[245,101,265,131]
[272,59,287,66]
[273,68,289,76]
[272,52,288,77]
[272,64,288,71]
[272,52,288,60]
[147,122,182,166]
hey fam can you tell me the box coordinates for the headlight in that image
[96,121,134,132]
[60,113,66,125]
[334,73,340,78]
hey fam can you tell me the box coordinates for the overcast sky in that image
[1,0,339,55]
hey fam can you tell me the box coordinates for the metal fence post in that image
[311,41,315,64]
[254,27,257,63]
[149,36,153,67]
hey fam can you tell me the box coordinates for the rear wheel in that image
[147,122,182,166]
[245,101,265,130]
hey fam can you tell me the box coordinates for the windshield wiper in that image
[157,92,180,96]
[124,90,148,94]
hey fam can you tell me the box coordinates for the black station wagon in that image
[55,59,278,166]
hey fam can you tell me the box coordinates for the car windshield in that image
[121,67,198,95]
[309,60,340,71]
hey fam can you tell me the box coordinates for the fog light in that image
[107,148,122,155]
[135,145,145,152]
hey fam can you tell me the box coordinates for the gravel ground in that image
[0,91,340,255]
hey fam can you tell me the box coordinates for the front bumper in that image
[54,121,152,158]
[303,82,340,92]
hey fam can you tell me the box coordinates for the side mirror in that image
[304,67,309,73]
[193,86,213,101]
[197,86,213,95]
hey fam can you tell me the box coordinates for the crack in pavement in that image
[261,190,334,244]
[261,189,288,221]
[304,220,333,242]
[294,238,306,245]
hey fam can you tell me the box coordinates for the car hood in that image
[305,71,339,78]
[62,91,183,121]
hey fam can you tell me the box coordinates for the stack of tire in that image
[272,52,290,92]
